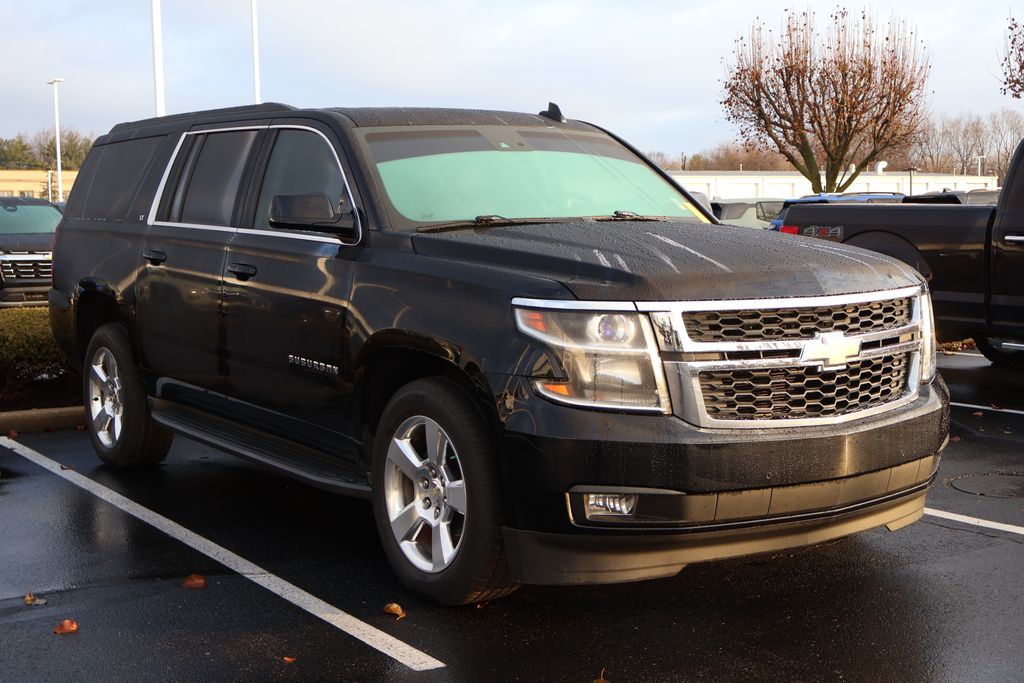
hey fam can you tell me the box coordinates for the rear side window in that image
[253,129,344,230]
[66,136,164,221]
[175,130,260,226]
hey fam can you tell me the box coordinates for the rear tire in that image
[83,323,173,467]
[975,337,1024,370]
[371,377,518,605]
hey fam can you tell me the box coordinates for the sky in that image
[0,0,1018,156]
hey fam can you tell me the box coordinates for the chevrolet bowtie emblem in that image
[799,331,862,370]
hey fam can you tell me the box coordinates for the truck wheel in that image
[975,337,1024,370]
[83,324,173,467]
[371,377,518,605]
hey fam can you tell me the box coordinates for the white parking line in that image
[924,508,1024,537]
[940,351,983,358]
[950,401,1024,417]
[0,437,444,672]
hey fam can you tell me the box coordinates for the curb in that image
[0,406,85,434]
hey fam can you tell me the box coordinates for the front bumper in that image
[491,373,949,584]
[504,484,929,584]
[0,280,49,307]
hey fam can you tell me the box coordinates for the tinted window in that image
[254,130,344,229]
[66,136,164,221]
[179,130,260,226]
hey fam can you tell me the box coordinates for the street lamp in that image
[46,78,64,203]
[151,0,166,116]
[251,0,262,103]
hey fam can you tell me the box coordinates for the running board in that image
[150,401,371,496]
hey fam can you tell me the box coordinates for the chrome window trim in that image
[145,123,361,247]
[511,297,637,311]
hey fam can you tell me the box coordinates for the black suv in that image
[1,197,60,307]
[51,103,949,604]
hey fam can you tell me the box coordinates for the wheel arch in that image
[842,231,933,281]
[355,330,500,440]
[73,279,131,364]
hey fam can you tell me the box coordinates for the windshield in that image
[0,203,62,234]
[357,126,708,229]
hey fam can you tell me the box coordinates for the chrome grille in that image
[682,297,912,342]
[699,353,910,420]
[0,253,52,281]
[640,286,925,428]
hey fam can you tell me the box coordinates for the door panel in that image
[136,128,263,394]
[991,205,1024,338]
[221,124,363,461]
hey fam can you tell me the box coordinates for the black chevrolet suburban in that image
[50,103,949,604]
[1,197,61,307]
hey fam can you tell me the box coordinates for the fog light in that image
[586,493,638,517]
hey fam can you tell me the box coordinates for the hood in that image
[1,232,54,253]
[411,220,921,302]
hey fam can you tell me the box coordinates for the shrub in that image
[0,307,71,400]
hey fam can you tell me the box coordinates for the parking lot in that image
[1,351,1022,682]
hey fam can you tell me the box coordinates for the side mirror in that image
[268,193,359,240]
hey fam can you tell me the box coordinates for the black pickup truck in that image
[51,103,948,604]
[780,146,1024,367]
[0,197,60,307]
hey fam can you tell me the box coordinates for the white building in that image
[669,169,998,200]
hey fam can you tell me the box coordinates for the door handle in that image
[142,249,167,265]
[228,262,258,280]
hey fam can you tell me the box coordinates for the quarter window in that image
[254,129,344,230]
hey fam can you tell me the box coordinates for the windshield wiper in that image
[415,215,560,234]
[588,211,670,222]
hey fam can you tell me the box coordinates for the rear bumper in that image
[504,482,930,585]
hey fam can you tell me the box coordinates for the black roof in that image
[107,103,595,135]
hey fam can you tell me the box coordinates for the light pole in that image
[46,78,64,203]
[971,155,985,177]
[251,0,262,103]
[151,0,166,116]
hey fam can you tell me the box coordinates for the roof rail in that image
[111,102,296,132]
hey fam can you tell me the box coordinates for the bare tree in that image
[686,141,791,171]
[1002,16,1024,98]
[722,8,931,192]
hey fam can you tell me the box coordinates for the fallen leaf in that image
[59,464,74,471]
[282,656,297,664]
[182,574,206,589]
[383,602,407,620]
[593,668,611,683]
[23,592,47,606]
[991,403,1002,410]
[475,602,488,609]
[6,430,18,438]
[972,412,984,418]
[950,435,962,442]
[54,619,79,635]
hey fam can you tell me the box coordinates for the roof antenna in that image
[539,102,567,123]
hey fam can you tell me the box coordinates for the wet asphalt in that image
[1,352,1022,682]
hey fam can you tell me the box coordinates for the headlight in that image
[513,305,671,413]
[919,289,937,383]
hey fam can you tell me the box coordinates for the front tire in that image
[371,377,518,605]
[83,324,173,467]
